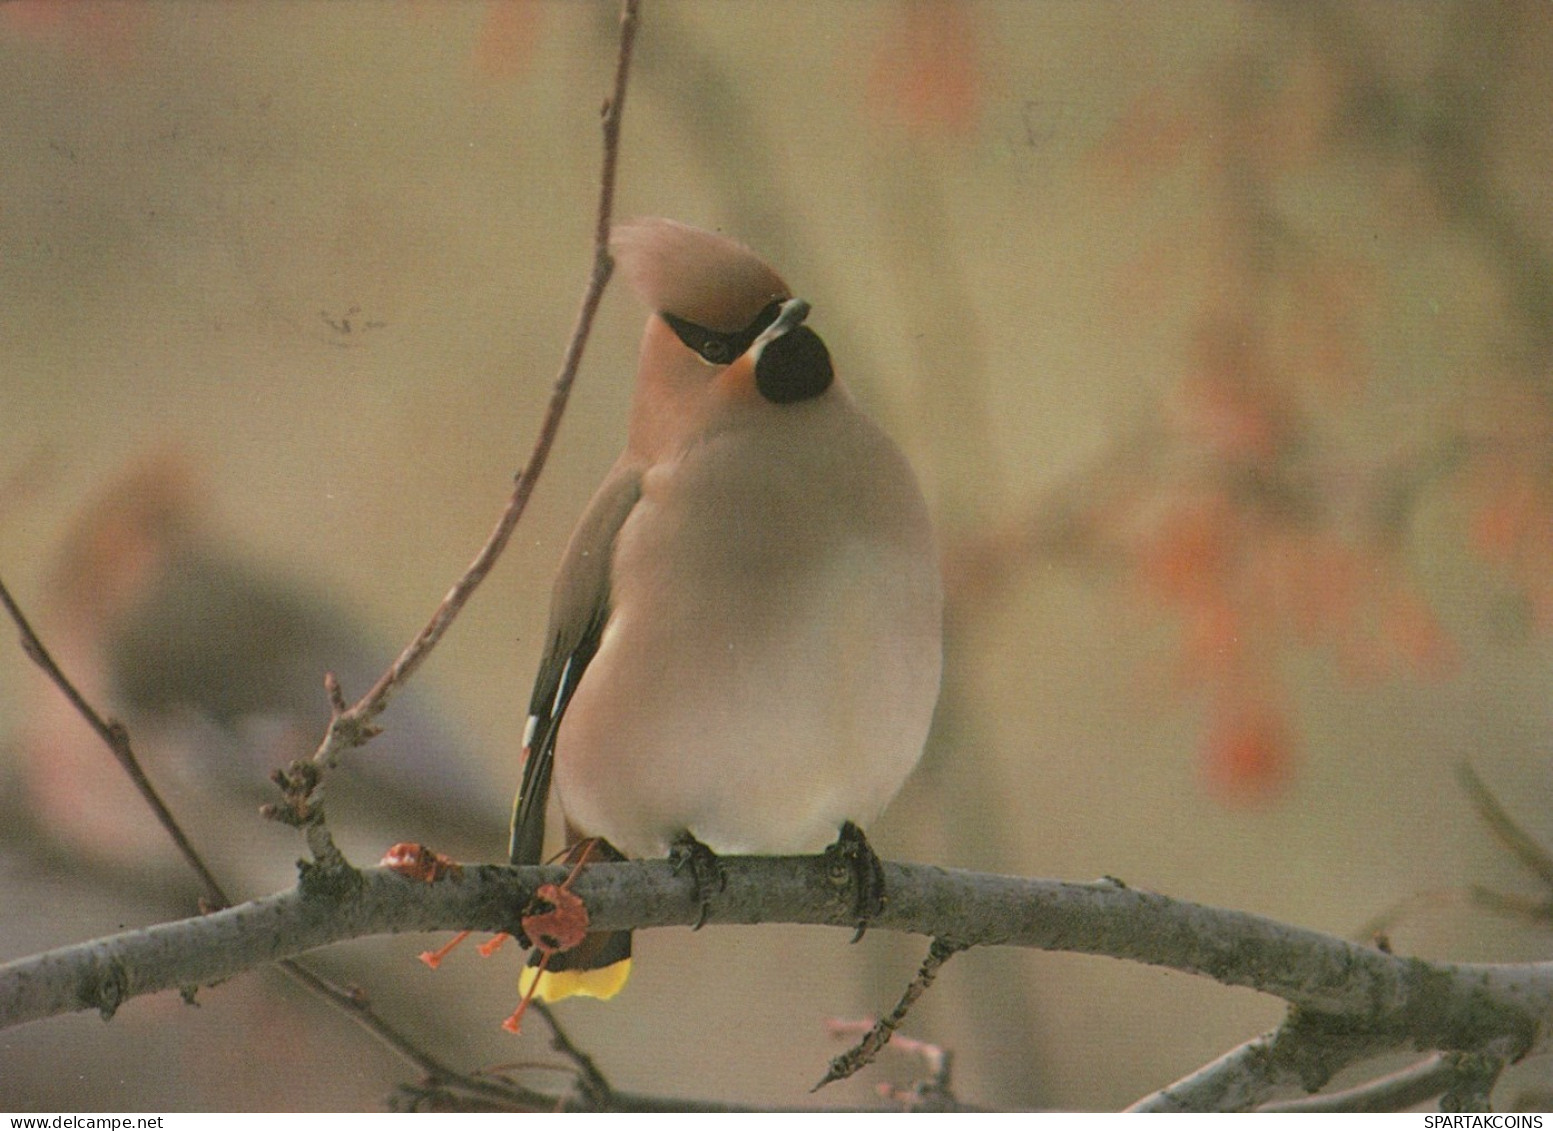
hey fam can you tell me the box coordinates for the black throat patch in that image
[754,325,833,404]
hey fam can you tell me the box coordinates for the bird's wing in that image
[509,463,643,865]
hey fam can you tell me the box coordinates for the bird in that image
[13,450,501,887]
[510,218,943,1003]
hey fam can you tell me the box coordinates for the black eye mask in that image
[661,299,784,366]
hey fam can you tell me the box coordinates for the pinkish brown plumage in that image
[611,218,789,332]
[510,218,943,1004]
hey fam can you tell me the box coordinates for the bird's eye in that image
[662,299,789,367]
[662,311,734,366]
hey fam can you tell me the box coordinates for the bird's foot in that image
[670,831,726,930]
[824,821,886,942]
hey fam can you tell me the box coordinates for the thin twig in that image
[1127,1012,1412,1113]
[276,0,641,882]
[0,573,456,1077]
[277,960,566,1111]
[1470,885,1553,925]
[1352,768,1553,943]
[0,575,231,911]
[1259,1053,1460,1113]
[813,937,963,1091]
[822,1022,961,1110]
[533,1000,615,1109]
[1126,1030,1295,1112]
[273,959,453,1082]
[1458,763,1553,893]
[285,0,641,1087]
[0,0,644,1097]
[261,0,643,1088]
[1352,887,1477,945]
[307,0,640,775]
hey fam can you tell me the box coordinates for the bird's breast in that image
[552,411,943,858]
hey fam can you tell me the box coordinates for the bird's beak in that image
[714,298,811,402]
[752,298,810,353]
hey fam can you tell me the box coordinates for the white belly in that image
[552,413,942,858]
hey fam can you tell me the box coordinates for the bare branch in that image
[275,959,472,1090]
[813,937,962,1091]
[1127,1033,1279,1112]
[1260,1053,1463,1113]
[0,575,231,911]
[0,0,644,1098]
[305,0,640,777]
[1132,1002,1524,1114]
[532,1000,615,1109]
[1458,763,1553,893]
[1126,1025,1393,1112]
[4,856,1549,1099]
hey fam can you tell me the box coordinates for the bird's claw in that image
[670,831,726,930]
[825,821,886,942]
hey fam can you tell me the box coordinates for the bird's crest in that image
[611,218,789,334]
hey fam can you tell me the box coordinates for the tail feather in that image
[520,835,633,1003]
[520,930,633,1002]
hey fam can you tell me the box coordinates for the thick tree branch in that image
[3,857,1548,1104]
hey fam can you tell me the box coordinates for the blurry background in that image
[3,0,1553,1111]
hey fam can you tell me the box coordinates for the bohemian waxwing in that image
[509,218,943,1002]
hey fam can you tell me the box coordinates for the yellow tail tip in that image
[519,957,632,1003]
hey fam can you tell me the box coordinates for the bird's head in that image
[611,219,835,456]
